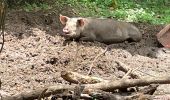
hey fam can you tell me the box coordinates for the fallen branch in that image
[73,41,79,69]
[0,79,1,89]
[61,71,108,84]
[0,0,6,53]
[2,76,170,100]
[2,85,75,100]
[84,77,170,92]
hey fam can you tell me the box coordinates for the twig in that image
[73,41,79,69]
[0,79,1,89]
[122,66,140,79]
[0,0,6,53]
[115,61,140,79]
[87,46,108,75]
[122,68,133,79]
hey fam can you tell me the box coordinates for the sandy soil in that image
[0,10,170,97]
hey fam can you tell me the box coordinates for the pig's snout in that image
[63,28,69,34]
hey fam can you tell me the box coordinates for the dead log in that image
[84,76,170,92]
[61,71,108,84]
[2,85,75,100]
[3,76,170,100]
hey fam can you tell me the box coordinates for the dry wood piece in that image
[84,76,170,92]
[3,76,170,100]
[2,85,75,100]
[61,71,108,84]
[0,0,6,53]
[122,68,133,79]
[115,60,140,79]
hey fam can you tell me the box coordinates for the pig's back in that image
[86,18,129,42]
[85,18,141,43]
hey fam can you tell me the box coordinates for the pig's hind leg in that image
[128,32,142,42]
[131,35,142,42]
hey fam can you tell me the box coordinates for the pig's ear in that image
[59,14,69,25]
[77,19,84,27]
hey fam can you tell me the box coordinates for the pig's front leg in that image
[79,36,95,42]
[79,32,96,42]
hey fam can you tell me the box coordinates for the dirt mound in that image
[0,10,170,96]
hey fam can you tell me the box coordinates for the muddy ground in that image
[0,9,170,98]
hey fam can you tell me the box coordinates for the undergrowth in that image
[7,0,170,25]
[66,0,170,25]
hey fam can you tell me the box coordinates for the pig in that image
[59,14,142,44]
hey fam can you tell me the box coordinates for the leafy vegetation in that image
[6,0,170,24]
[23,2,50,11]
[67,0,170,25]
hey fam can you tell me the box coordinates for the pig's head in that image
[59,14,84,39]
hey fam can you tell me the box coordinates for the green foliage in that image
[68,0,170,25]
[6,0,170,24]
[23,2,50,12]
